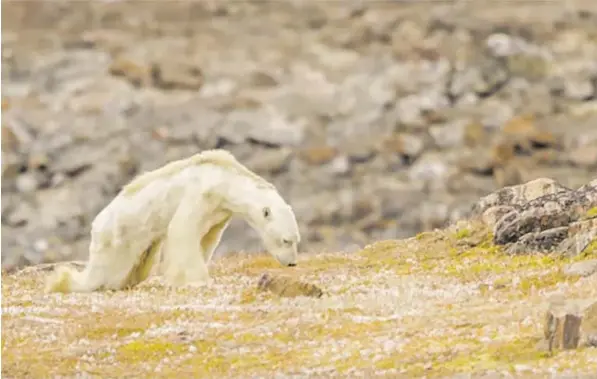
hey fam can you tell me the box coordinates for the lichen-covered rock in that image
[472,177,572,219]
[489,178,597,254]
[557,218,597,257]
[257,273,324,298]
[506,226,569,255]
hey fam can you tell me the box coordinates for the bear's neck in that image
[214,172,268,215]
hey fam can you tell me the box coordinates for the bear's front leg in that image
[162,190,214,288]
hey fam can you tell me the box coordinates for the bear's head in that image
[246,191,300,267]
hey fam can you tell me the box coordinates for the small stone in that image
[346,143,376,164]
[15,173,39,193]
[458,151,494,176]
[326,155,351,176]
[529,130,559,149]
[257,273,323,298]
[491,139,517,166]
[299,146,338,165]
[381,133,424,162]
[246,148,292,175]
[108,56,151,87]
[563,259,597,277]
[429,119,469,149]
[408,152,450,184]
[33,239,49,254]
[502,114,537,137]
[151,60,204,91]
[247,108,306,147]
[464,121,488,147]
[1,152,24,180]
[506,53,550,81]
[247,71,278,88]
[544,298,582,352]
[544,298,597,353]
[493,162,524,188]
[568,143,597,168]
[564,76,594,101]
[1,123,19,152]
[27,153,50,171]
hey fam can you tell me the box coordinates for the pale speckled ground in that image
[2,225,597,379]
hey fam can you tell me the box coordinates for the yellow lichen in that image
[584,207,597,219]
[455,228,471,239]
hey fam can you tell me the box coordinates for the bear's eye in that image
[262,207,271,219]
[282,239,292,246]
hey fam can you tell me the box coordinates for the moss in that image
[303,254,355,271]
[117,339,188,358]
[233,255,281,272]
[488,336,549,363]
[84,326,147,339]
[580,238,597,257]
[239,288,260,304]
[584,207,597,219]
[455,228,471,240]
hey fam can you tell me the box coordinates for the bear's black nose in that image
[287,263,296,267]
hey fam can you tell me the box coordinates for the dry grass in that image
[2,223,597,378]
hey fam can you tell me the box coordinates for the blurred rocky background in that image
[2,0,597,271]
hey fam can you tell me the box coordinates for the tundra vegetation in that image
[3,220,596,378]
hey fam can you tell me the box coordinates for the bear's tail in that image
[44,265,92,294]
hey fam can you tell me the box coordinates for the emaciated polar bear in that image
[45,149,301,293]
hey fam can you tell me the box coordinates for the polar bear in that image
[45,149,301,293]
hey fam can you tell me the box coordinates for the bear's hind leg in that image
[75,241,153,292]
[121,239,163,289]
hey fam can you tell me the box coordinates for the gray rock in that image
[226,107,306,147]
[481,205,516,229]
[245,148,293,175]
[557,218,597,257]
[429,119,470,149]
[408,152,451,184]
[472,177,572,218]
[15,173,39,193]
[494,188,593,246]
[396,90,450,130]
[326,155,351,176]
[506,226,569,255]
[563,260,597,277]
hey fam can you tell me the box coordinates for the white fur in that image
[45,149,301,293]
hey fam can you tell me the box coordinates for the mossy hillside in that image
[3,224,597,378]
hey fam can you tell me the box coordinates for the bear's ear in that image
[262,207,271,219]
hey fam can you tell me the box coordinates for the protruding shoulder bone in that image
[122,149,274,196]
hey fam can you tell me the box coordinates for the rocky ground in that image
[2,177,597,378]
[2,0,597,270]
